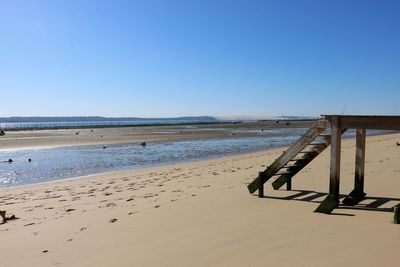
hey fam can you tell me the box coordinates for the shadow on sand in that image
[258,189,400,215]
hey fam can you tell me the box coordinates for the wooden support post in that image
[343,129,367,205]
[394,206,400,224]
[258,172,264,198]
[286,178,292,191]
[329,116,342,199]
[354,128,366,193]
[315,116,341,214]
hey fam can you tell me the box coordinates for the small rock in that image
[109,218,118,223]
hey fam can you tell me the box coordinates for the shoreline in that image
[0,121,315,150]
[0,145,285,191]
[1,131,398,189]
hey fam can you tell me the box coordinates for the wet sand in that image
[0,121,314,150]
[0,132,399,266]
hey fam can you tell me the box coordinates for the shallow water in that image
[0,128,394,188]
[0,135,301,188]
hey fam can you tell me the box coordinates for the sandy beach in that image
[0,132,399,266]
[3,1,399,266]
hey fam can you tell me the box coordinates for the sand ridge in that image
[0,121,314,150]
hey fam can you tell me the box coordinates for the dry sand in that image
[0,133,399,266]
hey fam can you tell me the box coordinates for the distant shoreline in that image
[0,119,318,131]
[0,115,318,131]
[0,121,224,131]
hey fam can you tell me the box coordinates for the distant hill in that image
[215,115,318,121]
[0,116,219,123]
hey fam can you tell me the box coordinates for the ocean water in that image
[0,135,301,188]
[0,128,394,188]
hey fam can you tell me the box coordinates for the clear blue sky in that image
[1,0,399,117]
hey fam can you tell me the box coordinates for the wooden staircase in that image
[247,118,346,196]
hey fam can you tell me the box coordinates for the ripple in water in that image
[0,128,393,188]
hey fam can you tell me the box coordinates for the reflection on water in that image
[0,128,394,188]
[0,135,300,188]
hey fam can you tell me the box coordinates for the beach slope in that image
[0,133,399,266]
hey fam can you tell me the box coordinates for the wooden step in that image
[247,120,327,194]
[308,142,327,146]
[282,164,299,168]
[289,158,308,162]
[319,133,331,137]
[274,171,292,176]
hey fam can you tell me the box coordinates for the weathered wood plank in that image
[329,116,341,199]
[323,115,400,130]
[342,129,367,205]
[272,129,347,190]
[314,194,339,214]
[315,116,341,214]
[354,128,366,193]
[258,172,264,198]
[394,206,400,224]
[286,177,292,190]
[272,174,293,190]
[247,122,326,194]
[342,189,366,205]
